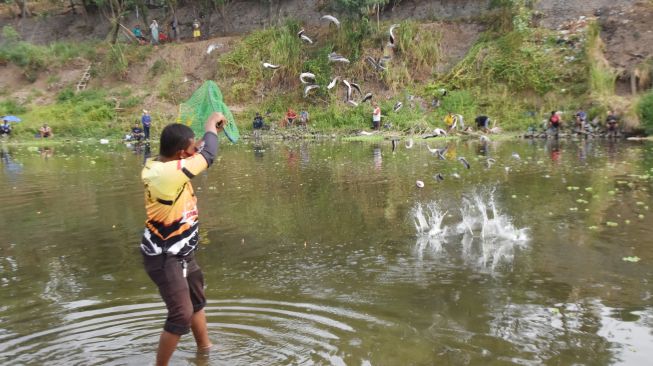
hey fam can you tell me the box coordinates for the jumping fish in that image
[389,24,400,45]
[298,29,313,44]
[405,138,414,149]
[300,72,316,84]
[458,157,471,169]
[321,15,341,28]
[327,76,339,90]
[304,84,320,98]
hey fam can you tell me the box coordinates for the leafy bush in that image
[0,99,28,115]
[638,91,653,135]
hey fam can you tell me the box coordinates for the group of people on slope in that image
[132,18,202,45]
[546,110,620,137]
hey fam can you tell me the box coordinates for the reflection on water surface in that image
[0,138,652,365]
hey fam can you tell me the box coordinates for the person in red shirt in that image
[285,108,297,127]
[548,111,562,137]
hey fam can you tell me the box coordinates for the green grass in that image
[638,91,653,135]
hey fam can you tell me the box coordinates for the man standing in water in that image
[142,110,152,140]
[141,112,226,366]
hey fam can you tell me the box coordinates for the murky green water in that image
[1,138,652,365]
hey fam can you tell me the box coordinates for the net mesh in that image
[178,80,239,143]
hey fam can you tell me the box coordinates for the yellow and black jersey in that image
[140,153,208,256]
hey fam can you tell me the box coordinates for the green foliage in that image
[0,99,28,115]
[332,0,389,17]
[1,25,20,43]
[638,91,653,135]
[16,89,116,138]
[157,66,187,104]
[586,21,616,97]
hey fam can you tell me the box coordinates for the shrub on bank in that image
[638,91,653,135]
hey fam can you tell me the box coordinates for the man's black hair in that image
[160,124,194,158]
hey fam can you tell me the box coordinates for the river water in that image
[0,138,652,365]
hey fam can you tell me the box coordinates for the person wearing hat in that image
[142,110,152,140]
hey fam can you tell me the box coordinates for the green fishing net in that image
[178,80,239,143]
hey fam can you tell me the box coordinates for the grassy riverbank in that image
[1,8,652,141]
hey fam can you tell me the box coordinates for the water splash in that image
[412,189,529,271]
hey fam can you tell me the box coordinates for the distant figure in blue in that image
[0,119,11,137]
[252,112,264,130]
[141,110,152,140]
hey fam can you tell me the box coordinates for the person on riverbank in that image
[299,110,309,128]
[130,123,145,142]
[150,20,159,46]
[444,111,455,132]
[142,110,152,140]
[606,110,619,138]
[39,123,52,138]
[253,112,265,130]
[372,102,381,130]
[133,24,147,44]
[192,19,201,41]
[0,119,11,137]
[548,111,562,137]
[475,115,490,133]
[285,108,297,127]
[574,110,587,135]
[141,112,226,366]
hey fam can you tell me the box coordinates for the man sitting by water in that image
[130,123,145,142]
[39,124,53,138]
[132,24,147,44]
[284,108,297,127]
[475,115,491,133]
[606,110,619,138]
[253,113,265,130]
[299,111,309,128]
[0,120,11,137]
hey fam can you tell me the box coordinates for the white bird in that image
[451,173,461,179]
[393,101,403,112]
[511,152,521,160]
[405,138,414,149]
[262,62,280,69]
[361,92,373,103]
[304,84,319,98]
[416,180,425,188]
[298,29,313,44]
[434,173,445,182]
[389,24,400,45]
[321,15,340,28]
[327,76,339,90]
[300,72,316,84]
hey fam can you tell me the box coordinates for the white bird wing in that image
[300,34,313,44]
[347,100,359,107]
[389,23,400,43]
[263,62,280,69]
[342,80,352,100]
[350,83,362,96]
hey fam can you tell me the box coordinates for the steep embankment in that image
[0,0,651,138]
